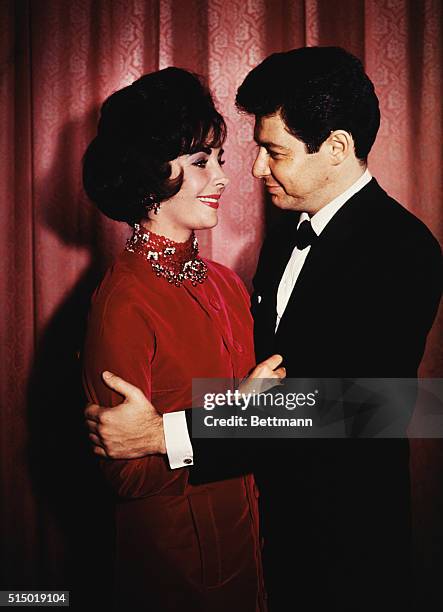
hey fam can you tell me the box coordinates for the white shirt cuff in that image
[163,411,194,469]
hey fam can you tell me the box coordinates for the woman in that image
[82,68,281,611]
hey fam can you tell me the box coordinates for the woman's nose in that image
[215,167,230,188]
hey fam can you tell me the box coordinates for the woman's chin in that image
[195,214,219,231]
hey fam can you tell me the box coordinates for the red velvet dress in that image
[83,236,266,611]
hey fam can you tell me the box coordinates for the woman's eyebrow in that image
[190,146,212,155]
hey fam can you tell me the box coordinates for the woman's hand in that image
[239,354,286,395]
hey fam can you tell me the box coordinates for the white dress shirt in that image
[164,169,373,468]
[163,410,194,468]
[275,169,372,330]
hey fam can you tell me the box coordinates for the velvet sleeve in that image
[83,277,188,498]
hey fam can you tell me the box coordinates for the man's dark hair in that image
[83,67,226,225]
[236,46,380,163]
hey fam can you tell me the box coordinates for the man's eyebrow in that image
[253,138,289,151]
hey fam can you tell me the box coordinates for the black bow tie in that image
[294,219,317,250]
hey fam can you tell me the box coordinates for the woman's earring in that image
[142,194,161,215]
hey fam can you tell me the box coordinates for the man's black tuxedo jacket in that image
[190,179,442,610]
[252,178,440,378]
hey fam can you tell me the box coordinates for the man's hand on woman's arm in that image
[85,371,166,459]
[85,355,285,462]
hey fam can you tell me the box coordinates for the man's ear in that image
[327,130,354,165]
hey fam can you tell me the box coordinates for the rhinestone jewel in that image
[125,223,208,287]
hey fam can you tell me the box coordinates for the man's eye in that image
[192,158,208,168]
[269,151,281,159]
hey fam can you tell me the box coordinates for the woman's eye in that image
[218,159,225,166]
[192,158,208,168]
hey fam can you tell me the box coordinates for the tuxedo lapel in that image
[252,211,300,361]
[274,179,380,343]
[253,179,385,362]
[256,213,301,293]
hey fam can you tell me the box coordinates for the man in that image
[86,48,442,610]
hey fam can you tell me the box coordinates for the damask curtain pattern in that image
[1,0,442,602]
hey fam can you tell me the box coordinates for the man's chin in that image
[270,191,298,210]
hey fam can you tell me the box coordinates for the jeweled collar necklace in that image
[125,223,208,287]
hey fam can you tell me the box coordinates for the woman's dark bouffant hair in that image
[236,47,380,163]
[83,68,226,224]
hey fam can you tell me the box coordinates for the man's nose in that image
[252,148,270,179]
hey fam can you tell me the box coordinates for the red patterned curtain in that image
[1,0,442,602]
